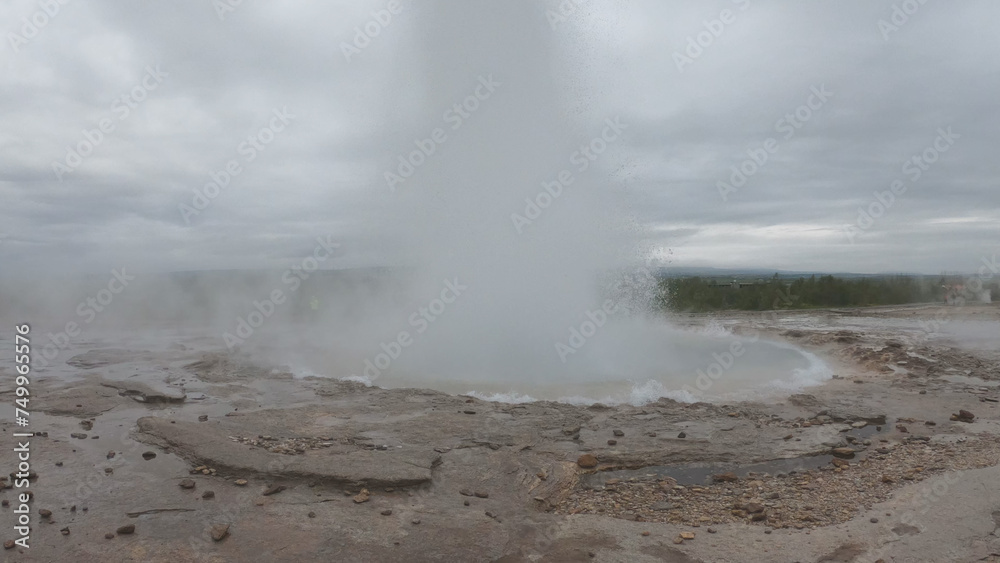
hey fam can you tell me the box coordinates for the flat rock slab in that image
[135,416,439,488]
[101,379,186,403]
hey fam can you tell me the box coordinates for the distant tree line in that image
[658,274,997,313]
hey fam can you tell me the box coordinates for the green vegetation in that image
[659,274,997,313]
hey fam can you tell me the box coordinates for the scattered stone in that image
[1,500,8,507]
[179,479,196,489]
[925,421,936,426]
[142,452,157,460]
[353,489,370,504]
[607,440,617,446]
[463,410,476,415]
[707,528,717,534]
[60,527,70,535]
[105,533,115,539]
[577,454,599,469]
[612,430,624,437]
[896,425,909,433]
[641,531,650,537]
[210,524,230,542]
[198,415,209,422]
[743,503,765,514]
[647,432,657,437]
[39,509,52,519]
[464,500,470,506]
[852,421,867,429]
[202,491,215,500]
[460,489,474,497]
[105,468,114,475]
[70,433,87,439]
[680,532,695,540]
[107,451,115,460]
[234,479,248,486]
[308,511,316,518]
[474,491,489,499]
[381,509,392,516]
[677,432,687,439]
[3,540,14,549]
[80,420,93,430]
[262,485,286,496]
[116,524,135,535]
[871,517,879,523]
[652,502,674,511]
[673,537,684,544]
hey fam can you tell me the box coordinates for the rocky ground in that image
[0,304,998,562]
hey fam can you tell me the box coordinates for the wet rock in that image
[263,485,286,496]
[101,380,186,403]
[142,452,157,460]
[353,489,370,503]
[116,524,135,535]
[211,524,230,542]
[577,454,599,469]
[179,479,196,489]
[832,448,856,459]
[712,472,738,483]
[851,421,867,429]
[80,420,93,430]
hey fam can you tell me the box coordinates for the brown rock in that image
[353,489,370,504]
[712,472,738,483]
[607,440,617,446]
[105,533,115,539]
[116,524,135,535]
[381,509,392,516]
[957,410,975,422]
[39,509,52,518]
[262,485,286,496]
[680,532,695,540]
[744,503,765,514]
[474,491,489,499]
[234,479,248,486]
[831,448,856,459]
[211,524,230,542]
[673,537,684,544]
[896,425,909,433]
[577,454,599,469]
[3,540,13,549]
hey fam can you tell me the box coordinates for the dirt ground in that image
[1,304,999,562]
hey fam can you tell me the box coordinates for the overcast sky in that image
[1,0,998,276]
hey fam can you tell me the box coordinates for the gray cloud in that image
[1,0,997,276]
